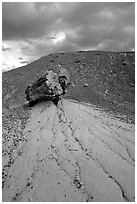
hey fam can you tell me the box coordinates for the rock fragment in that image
[25,65,70,105]
[83,83,88,87]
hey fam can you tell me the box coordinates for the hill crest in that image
[2,50,135,122]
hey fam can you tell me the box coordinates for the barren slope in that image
[2,99,135,202]
[2,51,135,122]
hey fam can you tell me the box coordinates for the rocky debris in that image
[122,61,128,66]
[58,65,70,94]
[71,83,75,87]
[25,66,70,105]
[3,51,135,122]
[2,105,30,188]
[2,99,135,202]
[83,83,88,87]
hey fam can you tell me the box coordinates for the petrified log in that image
[25,66,70,104]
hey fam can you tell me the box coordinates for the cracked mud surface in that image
[2,99,135,202]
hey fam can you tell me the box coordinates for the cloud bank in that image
[2,2,135,71]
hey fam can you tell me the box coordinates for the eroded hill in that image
[2,50,135,123]
[2,51,135,202]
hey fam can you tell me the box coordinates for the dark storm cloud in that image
[2,2,135,56]
[19,57,23,60]
[2,2,63,40]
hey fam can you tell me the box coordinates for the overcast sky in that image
[2,2,135,72]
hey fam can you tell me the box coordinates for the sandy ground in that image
[2,99,135,202]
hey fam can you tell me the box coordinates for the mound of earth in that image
[2,50,135,123]
[2,50,135,202]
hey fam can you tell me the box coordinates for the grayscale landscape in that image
[2,2,135,202]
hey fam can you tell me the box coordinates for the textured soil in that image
[2,99,134,202]
[2,50,135,202]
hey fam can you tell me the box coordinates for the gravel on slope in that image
[2,99,135,202]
